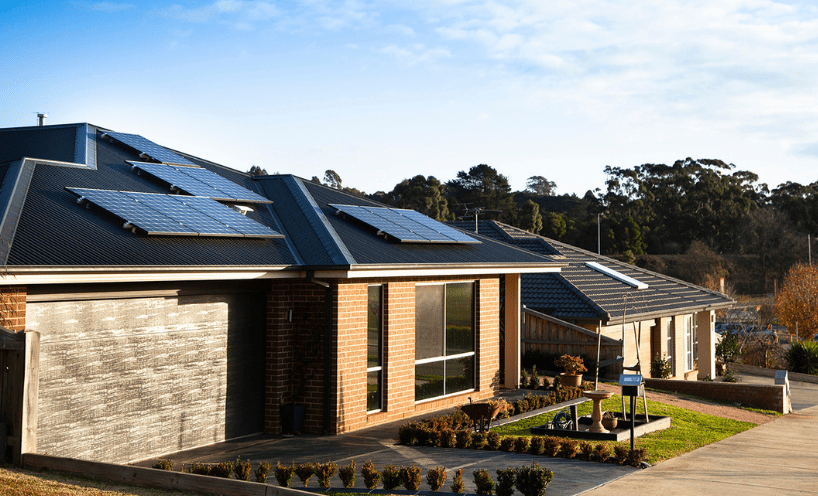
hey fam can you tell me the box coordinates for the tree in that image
[775,264,818,340]
[324,170,342,189]
[248,165,268,176]
[541,212,567,239]
[518,199,543,234]
[525,176,557,196]
[446,164,516,223]
[382,175,453,221]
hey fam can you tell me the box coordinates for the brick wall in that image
[645,378,787,413]
[0,285,26,331]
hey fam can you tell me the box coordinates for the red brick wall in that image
[0,285,26,331]
[645,378,787,413]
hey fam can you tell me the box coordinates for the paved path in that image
[580,404,818,495]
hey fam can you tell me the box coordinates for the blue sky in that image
[2,1,818,197]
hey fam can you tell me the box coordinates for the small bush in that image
[529,365,540,389]
[613,444,630,465]
[152,459,173,471]
[472,431,488,449]
[559,438,579,459]
[787,340,818,375]
[499,437,516,452]
[316,461,337,488]
[514,436,531,453]
[722,369,740,382]
[274,462,294,487]
[515,463,553,496]
[529,436,545,455]
[362,460,381,489]
[189,463,211,476]
[339,460,356,488]
[473,469,495,495]
[495,468,517,496]
[456,429,473,449]
[382,464,402,490]
[426,466,447,491]
[487,431,502,450]
[541,376,551,389]
[542,436,560,457]
[451,468,464,494]
[295,462,315,487]
[628,448,647,467]
[650,352,672,379]
[440,428,457,448]
[211,461,235,479]
[579,441,594,461]
[234,458,251,481]
[552,375,561,390]
[594,443,612,463]
[401,464,422,491]
[255,462,272,484]
[717,333,740,363]
[520,368,530,388]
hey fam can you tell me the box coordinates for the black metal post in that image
[630,395,636,451]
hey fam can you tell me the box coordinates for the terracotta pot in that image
[602,417,618,430]
[559,373,582,388]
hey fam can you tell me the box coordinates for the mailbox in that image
[619,374,643,397]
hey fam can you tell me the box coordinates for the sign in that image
[618,374,642,386]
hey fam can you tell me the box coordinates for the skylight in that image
[585,261,648,290]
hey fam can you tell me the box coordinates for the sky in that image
[2,0,818,198]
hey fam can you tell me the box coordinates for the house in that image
[449,221,734,381]
[0,122,564,465]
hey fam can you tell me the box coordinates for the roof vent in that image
[231,205,254,216]
[37,113,47,126]
[585,261,648,290]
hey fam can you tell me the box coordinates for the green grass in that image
[492,394,756,464]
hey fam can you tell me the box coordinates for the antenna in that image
[460,204,501,233]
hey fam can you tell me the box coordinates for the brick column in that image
[384,282,415,416]
[0,285,27,331]
[503,274,520,389]
[697,310,716,380]
[333,282,367,433]
[478,278,501,394]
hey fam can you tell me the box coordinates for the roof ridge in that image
[0,159,36,265]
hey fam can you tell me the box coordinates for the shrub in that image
[613,444,630,465]
[255,462,272,484]
[339,460,356,488]
[274,462,295,487]
[473,469,495,495]
[529,436,545,455]
[515,463,553,496]
[514,436,531,453]
[499,437,516,452]
[542,436,560,457]
[552,375,561,390]
[456,429,473,449]
[559,438,579,459]
[495,468,517,496]
[362,460,381,489]
[628,448,647,467]
[382,464,402,490]
[316,461,338,488]
[594,443,612,463]
[520,368,530,388]
[650,352,672,379]
[555,354,587,375]
[722,369,740,382]
[152,459,173,471]
[440,428,457,448]
[529,365,540,389]
[234,458,251,481]
[541,376,551,389]
[295,462,315,487]
[401,464,422,491]
[211,461,235,479]
[189,463,211,476]
[472,431,488,449]
[787,340,818,375]
[579,441,594,461]
[487,431,502,450]
[451,468,464,494]
[716,333,740,363]
[426,466,447,491]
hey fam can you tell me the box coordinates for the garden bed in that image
[531,412,671,442]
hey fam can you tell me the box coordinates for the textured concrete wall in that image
[645,378,787,413]
[28,292,265,463]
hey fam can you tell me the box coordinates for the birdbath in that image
[582,390,614,433]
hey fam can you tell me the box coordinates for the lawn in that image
[492,394,756,464]
[0,465,197,496]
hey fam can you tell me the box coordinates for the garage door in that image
[26,289,265,463]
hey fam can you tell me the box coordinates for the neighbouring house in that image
[449,221,735,381]
[0,122,565,465]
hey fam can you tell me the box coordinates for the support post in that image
[503,274,521,389]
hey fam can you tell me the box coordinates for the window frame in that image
[366,284,384,414]
[665,318,674,374]
[685,315,694,371]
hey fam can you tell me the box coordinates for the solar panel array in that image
[329,204,480,244]
[103,131,199,166]
[67,188,283,238]
[129,161,272,203]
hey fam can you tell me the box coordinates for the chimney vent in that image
[37,113,47,126]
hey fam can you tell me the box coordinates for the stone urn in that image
[601,416,618,430]
[559,373,583,388]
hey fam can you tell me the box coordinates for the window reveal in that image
[367,285,383,412]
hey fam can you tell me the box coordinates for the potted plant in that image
[554,354,587,388]
[601,410,618,430]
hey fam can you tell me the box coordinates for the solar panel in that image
[330,204,480,244]
[103,131,198,166]
[67,188,283,238]
[129,161,272,204]
[175,165,271,203]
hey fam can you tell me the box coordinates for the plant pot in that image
[559,373,582,388]
[602,417,618,430]
[280,403,306,434]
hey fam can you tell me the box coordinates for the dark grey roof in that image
[260,177,565,269]
[449,220,734,322]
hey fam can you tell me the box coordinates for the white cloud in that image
[378,43,452,65]
[75,2,134,13]
[158,0,279,28]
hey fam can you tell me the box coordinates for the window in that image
[685,315,693,371]
[665,319,674,373]
[692,313,698,365]
[367,285,383,412]
[414,282,475,401]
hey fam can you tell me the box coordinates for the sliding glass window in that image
[367,285,383,412]
[414,282,475,402]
